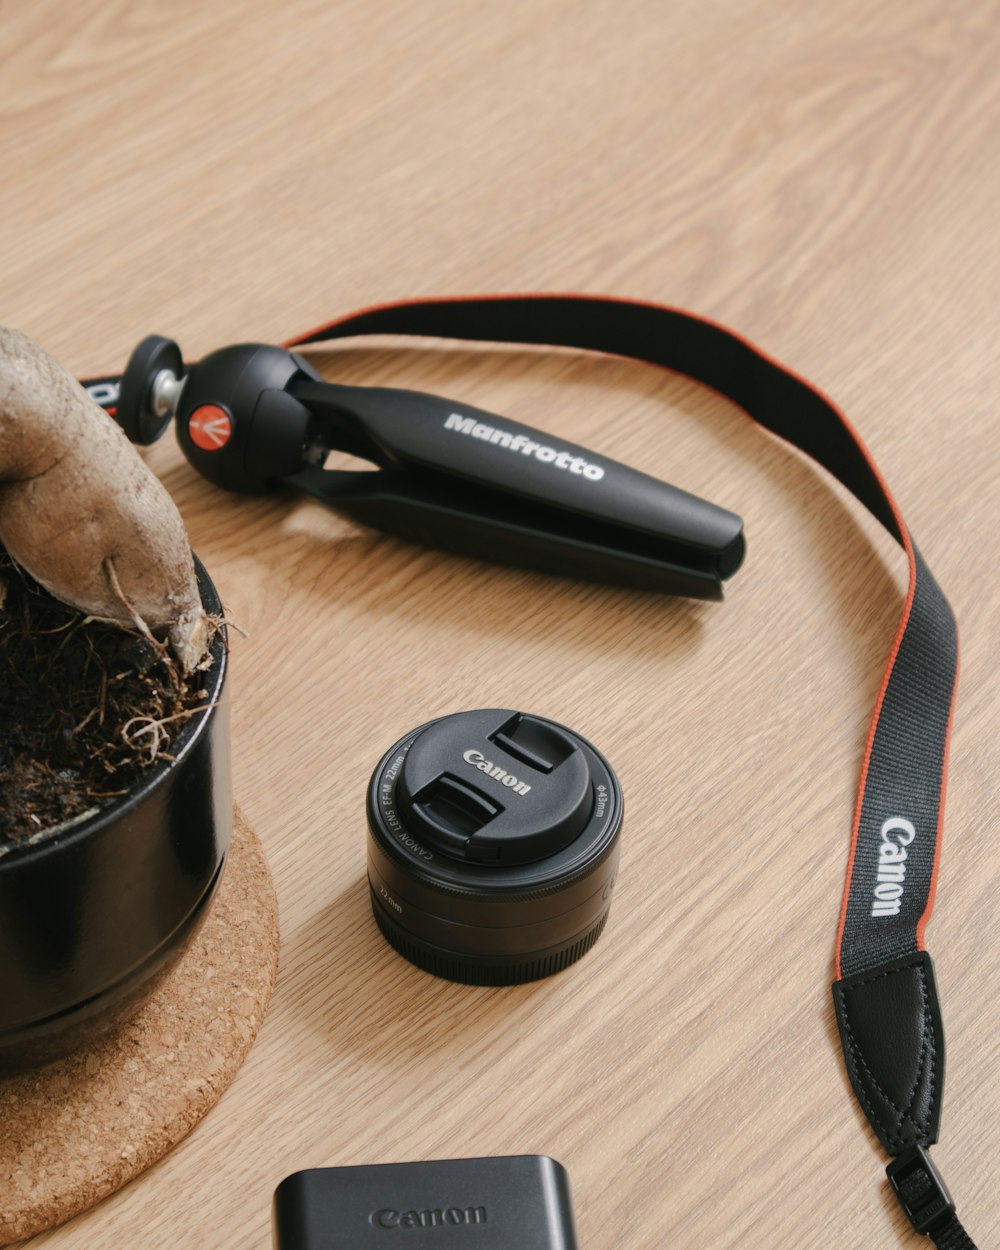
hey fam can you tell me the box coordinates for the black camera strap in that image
[286,293,974,1244]
[87,291,979,1242]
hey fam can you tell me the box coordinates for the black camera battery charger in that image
[273,1155,578,1249]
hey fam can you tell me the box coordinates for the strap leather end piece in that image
[833,952,944,1155]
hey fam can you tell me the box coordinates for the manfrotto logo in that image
[463,749,531,795]
[871,817,915,917]
[370,1205,488,1230]
[444,412,605,480]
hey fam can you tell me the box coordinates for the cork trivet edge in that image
[0,805,279,1244]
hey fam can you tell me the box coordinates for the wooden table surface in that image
[3,2,998,1246]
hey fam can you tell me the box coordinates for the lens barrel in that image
[366,709,623,986]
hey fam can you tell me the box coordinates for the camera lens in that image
[366,709,623,985]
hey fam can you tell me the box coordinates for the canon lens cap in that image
[367,709,623,985]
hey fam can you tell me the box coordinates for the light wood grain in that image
[2,1,998,1246]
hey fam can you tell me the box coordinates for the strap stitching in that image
[838,962,935,1134]
[836,961,938,1147]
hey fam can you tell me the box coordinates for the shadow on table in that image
[273,871,561,1068]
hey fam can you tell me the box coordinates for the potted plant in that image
[0,327,230,1068]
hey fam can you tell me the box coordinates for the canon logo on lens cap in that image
[462,748,531,795]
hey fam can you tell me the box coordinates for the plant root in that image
[0,551,214,849]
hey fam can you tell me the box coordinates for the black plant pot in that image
[0,559,230,1069]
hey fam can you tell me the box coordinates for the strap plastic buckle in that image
[886,1145,956,1235]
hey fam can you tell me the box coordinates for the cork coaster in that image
[0,806,279,1245]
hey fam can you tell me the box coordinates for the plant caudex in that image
[0,326,208,672]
